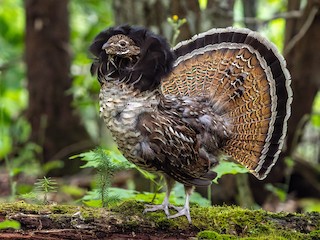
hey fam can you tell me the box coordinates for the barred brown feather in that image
[161,27,292,179]
[90,25,292,222]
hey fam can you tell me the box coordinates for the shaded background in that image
[0,0,319,212]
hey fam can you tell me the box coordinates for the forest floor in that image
[0,200,319,239]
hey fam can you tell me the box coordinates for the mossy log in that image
[0,200,319,239]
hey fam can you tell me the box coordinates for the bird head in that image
[102,34,140,58]
[90,25,175,92]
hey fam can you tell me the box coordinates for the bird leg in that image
[143,175,175,216]
[168,185,194,223]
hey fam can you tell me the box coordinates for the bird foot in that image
[168,205,183,212]
[143,203,185,217]
[168,206,191,223]
[143,203,170,216]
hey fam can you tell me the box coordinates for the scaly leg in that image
[168,185,194,223]
[143,175,175,216]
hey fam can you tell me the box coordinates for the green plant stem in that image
[4,155,16,199]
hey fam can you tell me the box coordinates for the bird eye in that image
[119,40,127,47]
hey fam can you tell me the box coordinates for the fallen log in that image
[0,201,319,239]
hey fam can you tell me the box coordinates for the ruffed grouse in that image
[90,25,292,223]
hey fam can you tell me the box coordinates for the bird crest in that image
[90,25,175,91]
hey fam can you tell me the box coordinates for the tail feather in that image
[161,27,292,180]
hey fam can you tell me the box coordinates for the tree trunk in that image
[112,0,234,43]
[241,0,258,30]
[249,0,320,205]
[25,0,93,174]
[284,0,320,155]
[112,0,169,36]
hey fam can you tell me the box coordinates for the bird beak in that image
[102,42,110,50]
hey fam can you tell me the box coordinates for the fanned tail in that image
[161,28,292,180]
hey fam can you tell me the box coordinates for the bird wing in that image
[136,110,217,186]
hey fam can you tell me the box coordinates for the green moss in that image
[198,230,236,239]
[109,201,316,239]
[51,205,74,214]
[197,230,295,240]
[109,201,319,239]
[0,200,318,239]
[79,207,102,220]
[310,230,320,240]
[0,201,43,214]
[0,201,103,222]
[111,200,145,216]
[189,205,319,239]
[242,237,287,240]
[111,200,192,230]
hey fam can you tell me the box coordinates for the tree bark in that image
[25,0,94,174]
[248,0,320,205]
[112,0,234,43]
[241,0,258,30]
[284,0,320,155]
[112,0,169,36]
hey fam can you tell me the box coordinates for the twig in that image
[284,6,319,56]
[49,140,94,162]
[234,10,302,27]
[0,56,23,72]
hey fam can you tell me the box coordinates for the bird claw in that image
[144,203,191,223]
[167,206,192,223]
[143,203,170,216]
[168,205,183,212]
[143,182,193,223]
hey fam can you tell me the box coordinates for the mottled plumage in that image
[90,25,292,223]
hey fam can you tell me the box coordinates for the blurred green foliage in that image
[311,92,320,128]
[212,160,248,184]
[0,0,116,200]
[69,0,114,141]
[296,92,320,165]
[0,0,26,158]
[76,148,210,208]
[0,0,319,213]
[234,0,288,51]
[73,147,132,207]
[20,176,58,204]
[0,219,21,230]
[0,0,115,160]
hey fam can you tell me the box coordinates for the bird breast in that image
[99,81,159,162]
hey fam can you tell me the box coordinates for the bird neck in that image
[99,80,160,124]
